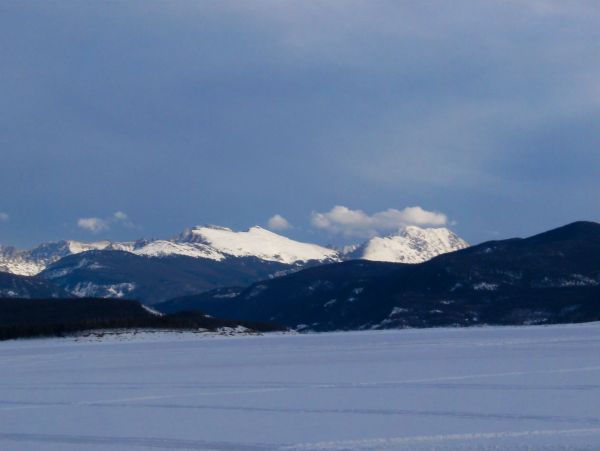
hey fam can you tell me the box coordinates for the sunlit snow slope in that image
[174,225,340,264]
[0,241,129,276]
[351,226,469,263]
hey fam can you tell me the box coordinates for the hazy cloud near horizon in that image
[1,1,600,247]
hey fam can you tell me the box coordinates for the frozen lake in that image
[2,324,600,450]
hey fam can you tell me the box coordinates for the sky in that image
[1,0,600,248]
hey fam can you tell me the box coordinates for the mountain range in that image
[2,221,600,332]
[156,221,600,331]
[0,225,467,304]
[0,240,131,276]
[0,225,340,276]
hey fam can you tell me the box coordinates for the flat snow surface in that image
[2,324,600,450]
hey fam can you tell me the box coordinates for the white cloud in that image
[267,214,292,231]
[113,211,128,221]
[311,205,448,237]
[113,211,134,227]
[77,211,133,233]
[0,212,9,222]
[77,217,109,233]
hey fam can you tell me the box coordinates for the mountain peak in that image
[0,222,470,277]
[247,225,268,232]
[178,224,339,264]
[190,225,233,233]
[403,224,427,232]
[347,226,468,264]
[0,239,123,277]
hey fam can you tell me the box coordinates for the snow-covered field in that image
[2,324,600,450]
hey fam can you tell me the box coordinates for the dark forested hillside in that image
[0,298,285,341]
[0,271,67,299]
[39,251,293,305]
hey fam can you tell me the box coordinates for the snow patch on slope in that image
[142,305,164,317]
[70,282,136,298]
[0,248,46,276]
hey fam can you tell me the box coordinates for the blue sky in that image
[1,1,599,247]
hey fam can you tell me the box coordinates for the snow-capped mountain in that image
[0,226,334,304]
[1,224,468,303]
[0,241,133,276]
[0,225,468,279]
[0,247,41,276]
[171,225,340,264]
[131,240,222,261]
[27,226,341,305]
[169,222,600,331]
[345,226,469,263]
[1,226,340,277]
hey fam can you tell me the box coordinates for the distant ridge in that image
[0,297,285,341]
[0,224,468,304]
[0,225,341,276]
[0,224,469,276]
[157,221,600,331]
[0,271,66,299]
